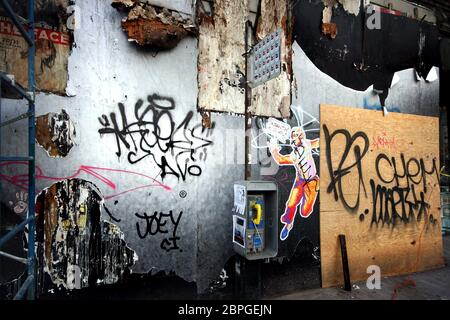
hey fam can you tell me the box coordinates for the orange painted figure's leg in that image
[280,178,304,240]
[299,177,319,218]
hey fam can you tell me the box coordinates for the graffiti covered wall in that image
[0,0,443,296]
[320,105,443,288]
[0,0,244,294]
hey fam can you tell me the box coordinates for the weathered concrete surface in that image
[270,235,450,300]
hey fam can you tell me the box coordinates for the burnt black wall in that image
[293,0,441,104]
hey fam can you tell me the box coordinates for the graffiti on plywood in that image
[319,104,443,288]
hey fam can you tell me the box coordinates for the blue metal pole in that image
[27,0,36,300]
[13,275,34,300]
[0,79,2,235]
[0,0,34,46]
[0,216,34,249]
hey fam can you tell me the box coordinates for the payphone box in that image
[232,181,278,260]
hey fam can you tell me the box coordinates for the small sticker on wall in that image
[234,184,246,215]
[233,215,246,248]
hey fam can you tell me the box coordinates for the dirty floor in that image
[270,235,450,300]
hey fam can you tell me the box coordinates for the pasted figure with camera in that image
[269,127,319,241]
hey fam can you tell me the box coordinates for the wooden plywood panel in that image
[249,0,291,118]
[319,104,444,288]
[197,0,248,114]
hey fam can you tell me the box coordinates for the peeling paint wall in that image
[197,0,292,117]
[291,40,440,120]
[250,0,292,118]
[36,109,76,158]
[197,0,248,114]
[0,0,442,297]
[322,0,360,38]
[0,0,244,294]
[35,179,136,290]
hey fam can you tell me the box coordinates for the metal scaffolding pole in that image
[0,0,36,300]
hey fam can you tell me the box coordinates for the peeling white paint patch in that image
[426,67,438,82]
[338,0,361,16]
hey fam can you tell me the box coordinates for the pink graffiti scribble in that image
[371,131,399,151]
[0,161,172,200]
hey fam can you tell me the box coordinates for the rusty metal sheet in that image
[114,1,196,49]
[322,22,338,38]
[0,1,72,95]
[197,0,248,114]
[250,0,292,118]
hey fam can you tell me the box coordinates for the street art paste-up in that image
[8,191,28,215]
[253,107,320,241]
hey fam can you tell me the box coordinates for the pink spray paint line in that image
[0,161,172,200]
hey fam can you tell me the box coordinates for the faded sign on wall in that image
[0,0,71,95]
[320,104,444,288]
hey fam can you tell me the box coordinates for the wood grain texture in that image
[319,104,444,288]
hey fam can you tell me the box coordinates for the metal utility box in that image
[232,181,278,260]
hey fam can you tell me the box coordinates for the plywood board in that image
[319,104,444,288]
